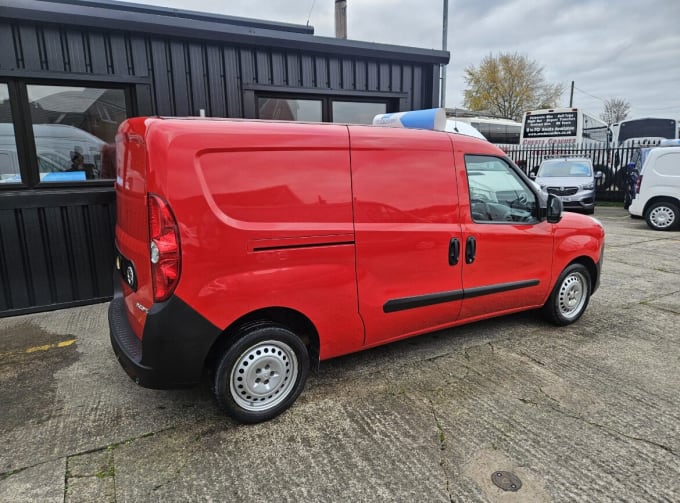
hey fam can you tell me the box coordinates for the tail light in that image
[635,175,643,195]
[148,194,181,302]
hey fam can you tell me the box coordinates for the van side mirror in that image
[547,194,563,223]
[594,171,603,179]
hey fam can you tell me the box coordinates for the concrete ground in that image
[0,206,679,502]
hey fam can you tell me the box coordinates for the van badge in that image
[135,302,149,314]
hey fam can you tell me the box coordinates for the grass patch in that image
[95,466,115,478]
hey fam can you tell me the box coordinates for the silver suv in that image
[532,157,600,214]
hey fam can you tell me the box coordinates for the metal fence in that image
[497,144,642,202]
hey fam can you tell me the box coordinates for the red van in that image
[109,117,604,423]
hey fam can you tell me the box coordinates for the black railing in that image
[496,143,648,202]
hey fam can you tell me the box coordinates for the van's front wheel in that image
[543,263,591,326]
[214,325,309,423]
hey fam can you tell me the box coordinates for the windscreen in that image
[619,119,677,143]
[537,160,592,177]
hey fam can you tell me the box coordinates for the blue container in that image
[372,108,447,131]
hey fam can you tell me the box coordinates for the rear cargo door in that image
[113,118,153,338]
[350,127,464,346]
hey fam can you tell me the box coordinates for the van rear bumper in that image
[108,281,222,389]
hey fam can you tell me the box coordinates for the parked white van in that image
[628,141,680,230]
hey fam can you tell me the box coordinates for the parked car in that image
[628,142,680,230]
[0,123,105,182]
[109,117,605,423]
[532,157,602,214]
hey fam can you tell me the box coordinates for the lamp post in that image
[441,0,448,108]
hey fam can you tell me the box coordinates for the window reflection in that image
[0,84,20,184]
[258,98,322,122]
[332,101,386,124]
[465,155,538,223]
[27,85,126,181]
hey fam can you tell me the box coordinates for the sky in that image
[119,0,680,121]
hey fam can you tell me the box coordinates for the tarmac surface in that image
[1,206,679,502]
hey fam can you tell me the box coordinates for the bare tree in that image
[600,98,631,124]
[463,52,563,121]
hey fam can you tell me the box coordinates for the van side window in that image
[465,155,538,224]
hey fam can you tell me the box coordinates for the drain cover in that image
[491,471,522,492]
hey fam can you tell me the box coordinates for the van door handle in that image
[465,236,476,264]
[448,238,460,265]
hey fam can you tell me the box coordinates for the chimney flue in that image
[335,0,347,39]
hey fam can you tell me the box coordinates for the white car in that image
[628,144,680,231]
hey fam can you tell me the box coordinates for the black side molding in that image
[383,290,465,313]
[464,279,539,299]
[383,279,540,313]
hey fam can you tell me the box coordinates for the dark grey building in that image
[0,0,449,316]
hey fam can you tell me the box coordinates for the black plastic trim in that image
[593,250,603,294]
[108,275,222,389]
[383,279,540,313]
[252,241,355,252]
[383,290,465,313]
[463,280,540,299]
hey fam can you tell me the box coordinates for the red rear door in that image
[114,118,154,338]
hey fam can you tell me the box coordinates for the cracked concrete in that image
[1,206,680,502]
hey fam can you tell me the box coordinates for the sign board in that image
[523,111,578,138]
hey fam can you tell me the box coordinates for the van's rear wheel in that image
[644,201,679,231]
[542,263,591,326]
[214,325,309,423]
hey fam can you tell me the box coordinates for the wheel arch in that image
[567,255,599,295]
[643,195,680,216]
[205,307,320,372]
[554,233,603,296]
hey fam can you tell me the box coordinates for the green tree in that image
[600,97,630,124]
[463,52,564,121]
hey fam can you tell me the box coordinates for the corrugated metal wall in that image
[0,21,432,115]
[0,191,115,315]
[144,40,431,116]
[0,17,439,316]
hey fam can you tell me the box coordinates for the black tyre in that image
[542,263,592,326]
[644,201,680,231]
[214,324,309,424]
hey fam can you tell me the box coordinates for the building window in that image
[332,101,386,124]
[257,97,322,122]
[0,84,20,184]
[257,93,393,124]
[27,85,127,182]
